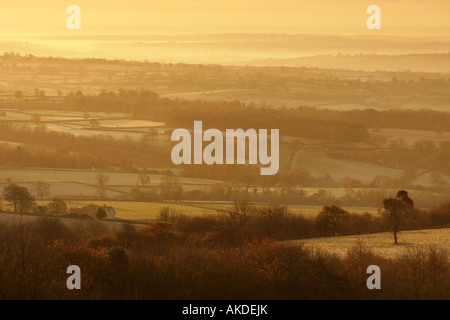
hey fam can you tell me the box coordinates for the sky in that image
[0,0,449,37]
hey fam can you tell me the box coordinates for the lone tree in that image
[33,181,51,200]
[137,171,151,186]
[382,190,414,245]
[47,198,68,215]
[96,173,110,199]
[316,205,349,236]
[13,90,24,101]
[228,200,256,227]
[2,184,35,214]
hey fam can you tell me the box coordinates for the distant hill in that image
[1,33,450,65]
[234,53,450,73]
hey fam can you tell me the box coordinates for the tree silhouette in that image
[33,181,50,200]
[382,190,414,245]
[2,184,35,214]
[13,90,24,101]
[96,174,110,199]
[47,198,68,215]
[316,205,349,236]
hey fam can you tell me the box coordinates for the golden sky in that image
[0,0,449,36]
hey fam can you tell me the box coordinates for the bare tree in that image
[96,173,110,187]
[96,174,110,199]
[258,204,289,224]
[228,200,256,227]
[33,181,50,200]
[47,198,68,215]
[137,171,151,186]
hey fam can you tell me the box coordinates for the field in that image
[369,128,450,148]
[1,199,380,221]
[291,150,404,183]
[183,202,380,217]
[286,228,450,260]
[0,108,166,142]
[33,200,218,221]
[0,166,406,203]
[0,55,449,213]
[0,168,224,197]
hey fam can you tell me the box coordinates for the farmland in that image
[0,55,449,216]
[0,108,167,142]
[286,227,450,260]
[34,200,219,221]
[3,199,377,221]
[290,150,404,183]
[0,0,449,300]
[0,167,224,199]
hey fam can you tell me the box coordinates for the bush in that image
[429,203,450,226]
[87,234,119,249]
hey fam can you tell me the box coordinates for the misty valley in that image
[0,51,448,300]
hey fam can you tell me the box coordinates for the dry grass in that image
[285,227,450,260]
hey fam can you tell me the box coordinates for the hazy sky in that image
[1,0,449,36]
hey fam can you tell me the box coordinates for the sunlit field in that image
[286,228,450,260]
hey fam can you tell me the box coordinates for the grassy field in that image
[15,200,380,221]
[0,168,222,188]
[291,151,404,183]
[0,167,400,201]
[369,127,450,148]
[285,228,450,260]
[33,200,218,221]
[186,202,380,217]
[0,108,166,142]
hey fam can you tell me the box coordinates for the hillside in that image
[286,227,450,260]
[239,53,450,73]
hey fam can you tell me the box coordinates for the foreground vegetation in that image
[0,215,447,300]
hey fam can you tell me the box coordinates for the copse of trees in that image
[0,122,169,170]
[154,196,449,247]
[2,184,35,214]
[33,181,51,200]
[61,90,370,142]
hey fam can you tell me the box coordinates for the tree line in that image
[0,211,447,299]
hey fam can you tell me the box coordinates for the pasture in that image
[286,227,450,260]
[291,150,404,183]
[1,197,380,221]
[33,200,218,221]
[369,127,450,148]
